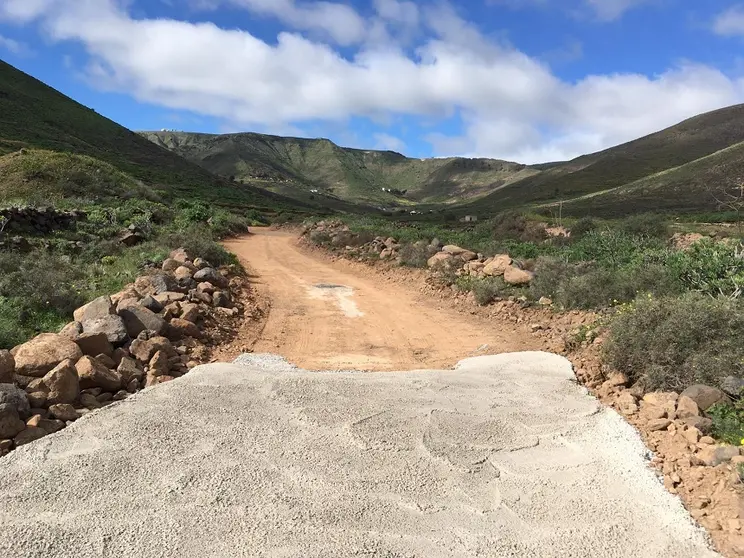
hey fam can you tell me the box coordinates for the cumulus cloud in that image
[713,4,744,36]
[1,0,743,163]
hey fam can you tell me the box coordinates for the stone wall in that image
[0,207,86,235]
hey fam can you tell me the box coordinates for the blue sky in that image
[1,0,744,163]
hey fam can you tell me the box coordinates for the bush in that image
[490,211,546,243]
[399,241,433,268]
[160,228,237,267]
[616,213,669,238]
[531,255,681,309]
[470,277,504,305]
[566,229,664,269]
[530,257,581,301]
[605,293,744,391]
[666,239,744,298]
[570,217,598,238]
[0,250,85,315]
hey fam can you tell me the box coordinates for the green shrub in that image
[708,403,744,446]
[616,213,669,238]
[604,293,744,391]
[566,229,664,268]
[666,239,744,298]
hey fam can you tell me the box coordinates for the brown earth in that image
[221,228,540,370]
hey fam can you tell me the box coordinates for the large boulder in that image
[483,255,512,277]
[73,295,115,323]
[14,426,47,446]
[0,350,14,384]
[117,356,145,383]
[180,303,201,323]
[676,395,700,419]
[42,359,80,405]
[48,403,79,421]
[12,334,83,378]
[75,332,113,357]
[167,318,202,340]
[118,304,167,338]
[174,266,194,285]
[442,245,467,256]
[58,321,83,340]
[82,315,128,345]
[161,258,181,273]
[129,336,177,363]
[135,273,178,296]
[680,384,730,411]
[75,356,122,392]
[148,350,170,378]
[169,248,190,263]
[503,265,534,286]
[0,384,31,438]
[193,267,227,288]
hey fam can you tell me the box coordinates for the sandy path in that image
[223,228,537,370]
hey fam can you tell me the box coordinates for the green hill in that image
[139,131,538,206]
[143,103,744,217]
[0,60,314,213]
[460,104,744,217]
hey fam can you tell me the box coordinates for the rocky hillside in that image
[140,131,537,206]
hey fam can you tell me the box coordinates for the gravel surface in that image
[0,352,719,557]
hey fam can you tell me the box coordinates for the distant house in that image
[461,215,478,223]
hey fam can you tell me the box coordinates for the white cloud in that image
[193,0,368,45]
[1,0,743,163]
[713,4,744,36]
[374,133,407,152]
[489,0,652,21]
[0,34,24,53]
[583,0,650,21]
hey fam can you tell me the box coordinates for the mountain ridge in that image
[142,102,744,216]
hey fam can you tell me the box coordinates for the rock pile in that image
[303,221,535,286]
[0,247,242,457]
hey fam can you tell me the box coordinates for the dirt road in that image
[223,228,537,370]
